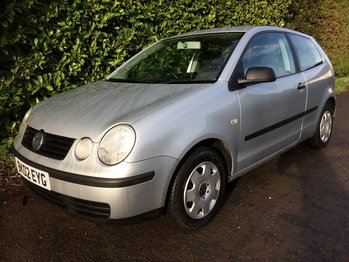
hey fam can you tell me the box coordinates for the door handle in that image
[297,82,306,90]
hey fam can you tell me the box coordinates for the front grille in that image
[26,181,111,220]
[22,126,75,160]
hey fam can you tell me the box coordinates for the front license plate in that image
[15,157,51,191]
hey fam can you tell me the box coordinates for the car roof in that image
[179,26,256,35]
[170,26,301,38]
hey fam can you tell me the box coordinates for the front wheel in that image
[308,103,334,149]
[168,147,227,230]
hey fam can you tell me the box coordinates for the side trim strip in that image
[245,106,318,141]
[12,146,155,188]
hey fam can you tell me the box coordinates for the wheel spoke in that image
[201,200,211,215]
[209,169,220,186]
[189,201,203,217]
[320,126,325,139]
[185,188,199,203]
[202,163,213,180]
[210,187,220,201]
[190,170,202,186]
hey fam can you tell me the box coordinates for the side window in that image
[289,34,323,71]
[241,33,296,78]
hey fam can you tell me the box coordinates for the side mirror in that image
[238,67,276,85]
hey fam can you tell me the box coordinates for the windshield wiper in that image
[162,79,217,84]
[105,78,216,84]
[105,78,162,83]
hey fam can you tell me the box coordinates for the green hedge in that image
[286,0,349,77]
[0,0,294,150]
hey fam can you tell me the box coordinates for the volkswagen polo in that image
[13,26,336,229]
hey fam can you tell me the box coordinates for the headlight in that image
[22,107,33,124]
[75,138,93,160]
[18,108,32,136]
[98,125,136,165]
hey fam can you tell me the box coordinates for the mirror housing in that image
[238,67,276,85]
[177,41,201,50]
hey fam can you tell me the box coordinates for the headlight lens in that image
[75,138,93,160]
[22,107,32,124]
[98,125,136,165]
[18,108,32,136]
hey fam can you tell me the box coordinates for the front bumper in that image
[12,144,178,221]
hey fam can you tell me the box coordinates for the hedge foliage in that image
[286,0,349,77]
[0,0,292,149]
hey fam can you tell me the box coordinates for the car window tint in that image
[241,33,296,78]
[289,34,322,71]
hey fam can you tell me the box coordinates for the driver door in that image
[236,32,307,171]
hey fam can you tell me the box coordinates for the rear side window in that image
[289,34,323,71]
[241,33,296,78]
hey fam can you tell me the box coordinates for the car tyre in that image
[308,102,334,149]
[168,147,227,230]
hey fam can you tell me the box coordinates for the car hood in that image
[28,80,206,141]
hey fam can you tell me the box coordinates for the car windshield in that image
[107,33,244,83]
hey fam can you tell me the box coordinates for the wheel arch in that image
[326,96,336,116]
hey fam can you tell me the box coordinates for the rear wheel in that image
[168,147,226,230]
[308,103,334,149]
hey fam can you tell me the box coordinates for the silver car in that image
[13,26,335,229]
